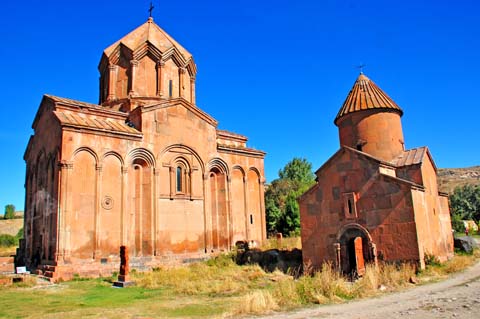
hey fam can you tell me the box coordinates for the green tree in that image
[278,157,316,186]
[449,184,480,232]
[4,204,15,219]
[266,157,315,236]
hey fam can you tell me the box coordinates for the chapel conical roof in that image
[103,17,192,61]
[335,73,403,124]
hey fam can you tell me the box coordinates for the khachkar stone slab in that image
[113,246,135,288]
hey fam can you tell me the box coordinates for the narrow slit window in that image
[176,166,182,192]
[250,214,253,224]
[343,192,358,218]
[169,80,173,97]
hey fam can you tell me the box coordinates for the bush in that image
[0,228,22,247]
[0,234,16,247]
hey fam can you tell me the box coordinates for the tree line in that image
[449,184,480,232]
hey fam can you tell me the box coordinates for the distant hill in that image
[0,218,23,236]
[438,166,480,194]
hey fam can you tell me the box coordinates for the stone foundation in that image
[35,252,210,282]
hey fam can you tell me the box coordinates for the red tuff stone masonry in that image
[118,246,129,282]
[300,73,453,274]
[22,18,266,281]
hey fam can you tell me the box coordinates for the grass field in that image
[0,247,478,319]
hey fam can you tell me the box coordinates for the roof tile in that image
[335,73,403,123]
[390,147,427,167]
[53,111,141,136]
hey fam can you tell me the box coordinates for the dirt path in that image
[252,261,480,319]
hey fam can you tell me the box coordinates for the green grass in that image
[0,278,230,318]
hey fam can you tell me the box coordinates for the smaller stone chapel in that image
[299,73,453,275]
[21,17,266,280]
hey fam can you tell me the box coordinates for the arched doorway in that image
[336,224,375,277]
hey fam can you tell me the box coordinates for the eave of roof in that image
[217,129,248,143]
[142,97,218,127]
[217,144,266,158]
[379,172,425,190]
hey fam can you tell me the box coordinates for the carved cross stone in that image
[113,245,134,287]
[118,245,129,281]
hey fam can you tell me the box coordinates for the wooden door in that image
[354,237,365,276]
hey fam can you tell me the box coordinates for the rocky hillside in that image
[438,166,480,194]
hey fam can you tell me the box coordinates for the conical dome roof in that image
[103,17,192,61]
[335,73,403,124]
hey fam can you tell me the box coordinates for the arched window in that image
[176,166,183,192]
[173,159,190,196]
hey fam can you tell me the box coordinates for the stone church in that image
[22,17,266,280]
[299,73,453,275]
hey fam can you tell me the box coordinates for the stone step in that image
[37,275,55,283]
[44,265,56,272]
[44,271,54,278]
[33,269,43,276]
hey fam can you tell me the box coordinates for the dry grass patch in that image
[418,250,480,283]
[0,245,16,257]
[133,254,273,296]
[262,236,302,250]
[233,290,279,315]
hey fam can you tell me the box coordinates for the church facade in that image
[22,18,266,280]
[299,74,453,274]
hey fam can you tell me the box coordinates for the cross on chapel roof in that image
[149,2,155,18]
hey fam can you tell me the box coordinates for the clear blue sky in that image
[1,0,479,211]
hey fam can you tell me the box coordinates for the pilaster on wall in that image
[203,173,212,252]
[93,164,102,259]
[190,76,196,105]
[178,67,186,98]
[149,167,156,256]
[156,61,165,97]
[57,161,73,262]
[25,169,34,263]
[121,167,128,246]
[129,60,139,97]
[243,175,249,241]
[259,178,267,243]
[168,166,175,199]
[153,168,159,255]
[226,175,233,249]
[107,65,118,101]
